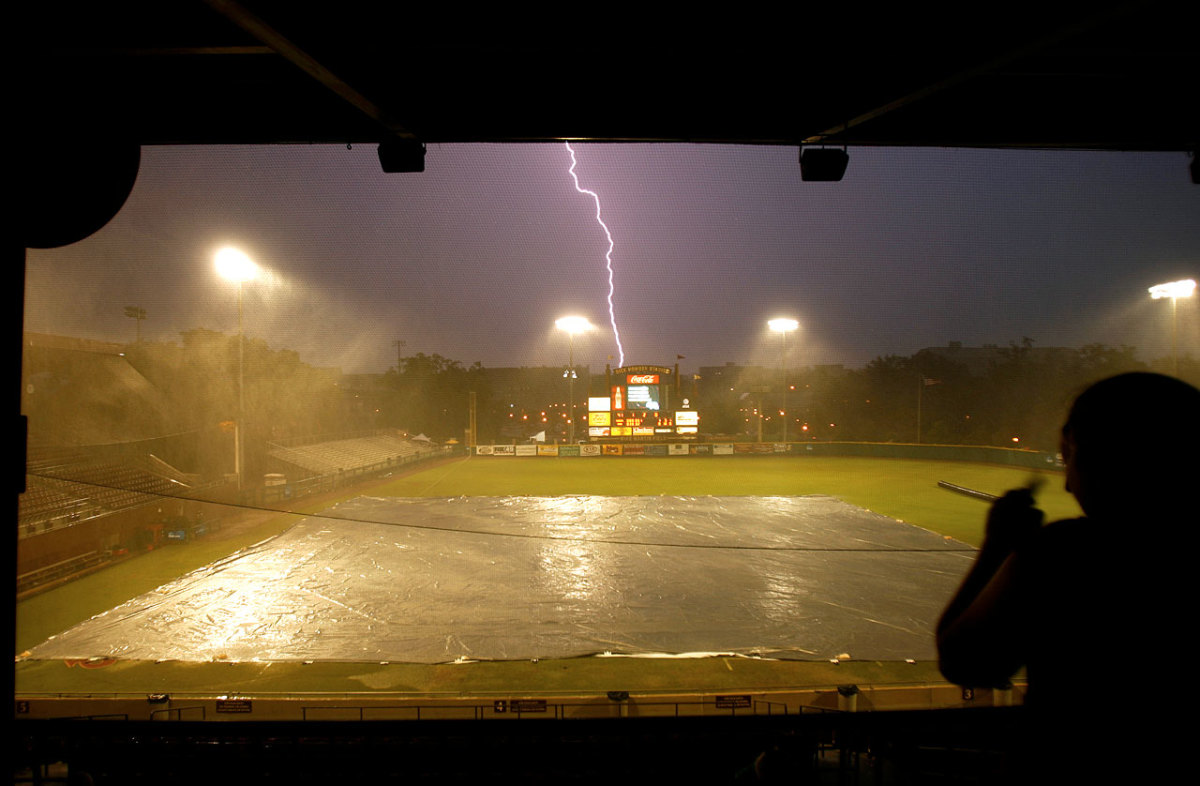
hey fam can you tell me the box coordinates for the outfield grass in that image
[373,455,1080,545]
[17,455,1069,697]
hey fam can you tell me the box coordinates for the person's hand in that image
[983,487,1044,554]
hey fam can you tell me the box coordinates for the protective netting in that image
[28,495,973,663]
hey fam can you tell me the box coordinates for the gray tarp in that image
[28,495,974,663]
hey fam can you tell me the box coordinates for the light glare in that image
[215,247,259,282]
[1148,279,1196,299]
[768,318,799,333]
[555,316,593,335]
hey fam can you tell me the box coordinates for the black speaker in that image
[378,137,426,173]
[799,148,849,182]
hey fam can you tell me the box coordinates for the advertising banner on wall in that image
[602,444,623,456]
[645,444,668,456]
[580,444,601,457]
[559,445,581,457]
[515,444,537,456]
[476,445,494,455]
[713,444,734,455]
[493,445,515,456]
[537,445,559,456]
[691,444,712,455]
[668,443,689,455]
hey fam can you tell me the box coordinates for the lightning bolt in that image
[565,142,625,367]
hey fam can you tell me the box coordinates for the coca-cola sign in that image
[627,374,659,384]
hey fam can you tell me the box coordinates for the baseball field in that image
[16,455,1073,702]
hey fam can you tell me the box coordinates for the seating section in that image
[267,435,436,478]
[20,437,440,536]
[20,449,193,537]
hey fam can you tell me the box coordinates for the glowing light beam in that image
[565,142,625,367]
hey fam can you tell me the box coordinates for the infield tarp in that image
[27,496,974,664]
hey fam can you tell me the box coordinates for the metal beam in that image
[203,0,418,140]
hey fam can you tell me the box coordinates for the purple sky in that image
[24,143,1200,374]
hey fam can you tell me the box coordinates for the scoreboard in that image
[587,365,699,440]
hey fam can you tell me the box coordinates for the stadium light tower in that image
[216,247,260,490]
[1149,279,1196,375]
[124,305,147,343]
[555,316,593,443]
[768,318,799,443]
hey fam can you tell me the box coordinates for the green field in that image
[374,455,1079,544]
[17,455,1070,698]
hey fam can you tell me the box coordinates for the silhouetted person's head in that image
[1061,372,1199,518]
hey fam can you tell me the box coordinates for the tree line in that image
[703,341,1197,452]
[24,329,1196,481]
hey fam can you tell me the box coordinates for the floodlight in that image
[767,318,800,443]
[555,316,593,335]
[1148,279,1196,299]
[215,247,259,282]
[214,246,260,490]
[1149,279,1196,375]
[555,316,592,443]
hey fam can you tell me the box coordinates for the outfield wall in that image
[474,441,1058,469]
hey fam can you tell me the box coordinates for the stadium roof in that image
[19,1,1198,153]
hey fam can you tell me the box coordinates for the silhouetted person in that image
[937,372,1198,783]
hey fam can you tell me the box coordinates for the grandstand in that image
[19,432,446,543]
[20,448,197,539]
[18,435,453,599]
[266,433,446,484]
[17,447,208,597]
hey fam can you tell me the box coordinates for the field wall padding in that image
[474,441,1058,469]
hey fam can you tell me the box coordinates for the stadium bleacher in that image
[20,449,195,537]
[266,434,439,479]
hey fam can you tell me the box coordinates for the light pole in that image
[1149,279,1196,376]
[555,316,592,444]
[768,318,799,443]
[124,306,146,343]
[216,247,260,490]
